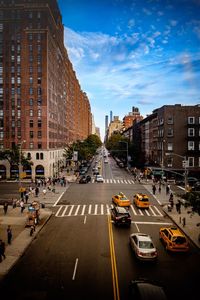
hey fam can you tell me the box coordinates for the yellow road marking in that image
[108,215,120,300]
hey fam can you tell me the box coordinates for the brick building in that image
[134,104,200,178]
[0,0,92,179]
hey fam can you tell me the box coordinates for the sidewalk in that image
[0,173,76,279]
[144,182,200,249]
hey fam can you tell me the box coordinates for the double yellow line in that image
[108,215,120,300]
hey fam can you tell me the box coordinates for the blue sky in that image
[57,0,200,140]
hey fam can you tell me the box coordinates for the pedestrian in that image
[42,188,47,198]
[152,184,156,195]
[20,200,25,213]
[0,239,6,262]
[166,184,170,195]
[3,201,8,215]
[25,193,29,204]
[35,186,39,197]
[7,225,12,245]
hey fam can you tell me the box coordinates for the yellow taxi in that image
[112,192,130,207]
[159,226,189,252]
[133,193,150,209]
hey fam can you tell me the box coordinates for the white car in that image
[129,233,158,261]
[95,175,104,183]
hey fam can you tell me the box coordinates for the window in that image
[29,33,33,41]
[40,153,43,159]
[167,142,173,151]
[188,128,195,137]
[17,77,21,84]
[29,77,33,84]
[27,152,31,159]
[17,109,21,117]
[188,157,194,167]
[188,141,194,151]
[199,157,200,167]
[188,117,195,124]
[29,66,33,74]
[36,152,39,159]
[11,77,15,84]
[38,143,42,149]
[167,128,173,136]
[38,119,42,127]
[30,109,33,117]
[29,98,33,106]
[199,142,200,151]
[29,120,33,128]
[38,109,41,117]
[37,131,42,138]
[30,131,34,138]
[167,116,173,124]
[30,142,33,149]
[29,87,33,95]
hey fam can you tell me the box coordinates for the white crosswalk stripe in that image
[55,204,163,218]
[90,178,135,184]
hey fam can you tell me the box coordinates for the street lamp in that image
[119,141,129,168]
[165,152,188,191]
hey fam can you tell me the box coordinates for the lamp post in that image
[119,141,129,168]
[166,152,188,191]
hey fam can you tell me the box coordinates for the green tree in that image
[0,145,33,168]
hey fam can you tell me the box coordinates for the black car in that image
[110,206,131,227]
[129,279,168,300]
[79,175,91,184]
[191,181,200,191]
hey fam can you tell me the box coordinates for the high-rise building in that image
[0,0,91,179]
[110,110,113,123]
[105,115,108,132]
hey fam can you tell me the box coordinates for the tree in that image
[0,145,33,168]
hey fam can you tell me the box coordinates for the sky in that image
[57,0,200,140]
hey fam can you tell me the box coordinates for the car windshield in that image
[172,236,187,244]
[120,197,128,200]
[139,241,154,249]
[141,198,149,202]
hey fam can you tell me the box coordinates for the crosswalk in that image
[90,179,135,184]
[55,204,163,218]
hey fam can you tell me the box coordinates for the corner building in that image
[0,0,92,179]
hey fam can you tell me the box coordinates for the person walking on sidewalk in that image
[0,239,6,262]
[7,225,12,245]
[3,201,8,215]
[20,199,25,213]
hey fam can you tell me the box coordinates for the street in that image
[0,157,200,300]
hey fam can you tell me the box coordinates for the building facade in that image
[134,104,200,177]
[0,0,91,179]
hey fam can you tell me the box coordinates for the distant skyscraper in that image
[105,115,109,133]
[110,111,113,123]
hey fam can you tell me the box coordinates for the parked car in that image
[159,226,189,252]
[129,279,168,300]
[191,181,200,191]
[112,192,130,207]
[129,233,158,261]
[110,206,131,227]
[134,193,150,209]
[95,174,104,182]
[176,177,198,187]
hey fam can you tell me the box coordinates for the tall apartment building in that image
[138,104,200,177]
[0,0,91,179]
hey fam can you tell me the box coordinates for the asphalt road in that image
[0,156,200,300]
